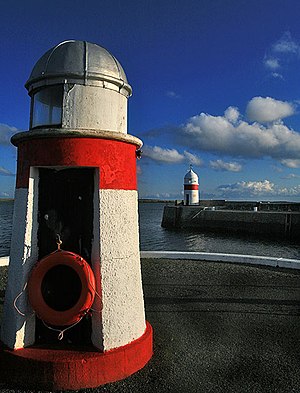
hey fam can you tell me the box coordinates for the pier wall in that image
[175,199,300,212]
[161,206,300,239]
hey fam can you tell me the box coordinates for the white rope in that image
[13,282,28,317]
[42,315,86,340]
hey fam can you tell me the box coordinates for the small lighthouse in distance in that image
[184,165,199,205]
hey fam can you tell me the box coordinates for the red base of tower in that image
[0,322,153,391]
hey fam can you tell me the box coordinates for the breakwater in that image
[2,200,300,259]
[162,203,300,239]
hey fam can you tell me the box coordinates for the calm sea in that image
[1,200,300,259]
[0,200,13,257]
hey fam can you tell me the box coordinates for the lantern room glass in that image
[31,85,63,128]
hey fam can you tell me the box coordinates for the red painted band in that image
[184,184,199,190]
[0,322,153,391]
[16,137,137,190]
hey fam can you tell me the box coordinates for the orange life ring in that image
[27,250,96,326]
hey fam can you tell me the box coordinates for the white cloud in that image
[166,91,180,99]
[143,146,184,163]
[280,159,300,168]
[217,180,275,197]
[0,123,18,145]
[216,179,300,199]
[0,166,14,176]
[273,185,300,197]
[210,159,242,172]
[183,151,203,166]
[224,106,239,123]
[282,173,300,179]
[271,72,284,80]
[143,145,203,166]
[140,191,181,200]
[240,180,274,193]
[155,192,171,199]
[270,165,283,173]
[272,31,300,54]
[0,192,10,198]
[246,96,294,123]
[263,32,300,80]
[183,109,300,160]
[264,57,280,70]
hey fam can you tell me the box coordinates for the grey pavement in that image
[1,258,300,392]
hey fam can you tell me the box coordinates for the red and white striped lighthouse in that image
[184,165,199,205]
[0,40,152,390]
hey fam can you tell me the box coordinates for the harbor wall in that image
[175,199,300,212]
[161,205,300,239]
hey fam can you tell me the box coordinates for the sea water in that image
[1,200,300,259]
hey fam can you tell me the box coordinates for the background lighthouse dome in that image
[25,40,132,96]
[184,167,199,184]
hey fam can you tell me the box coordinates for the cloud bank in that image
[181,97,299,163]
[280,159,300,168]
[143,145,203,166]
[218,180,274,196]
[210,159,242,172]
[0,191,10,198]
[217,179,300,198]
[0,123,17,145]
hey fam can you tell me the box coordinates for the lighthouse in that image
[0,41,152,390]
[184,165,199,205]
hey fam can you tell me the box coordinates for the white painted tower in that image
[0,40,152,390]
[184,165,199,205]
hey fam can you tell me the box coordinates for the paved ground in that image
[1,258,300,392]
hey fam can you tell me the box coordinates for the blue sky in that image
[2,1,300,200]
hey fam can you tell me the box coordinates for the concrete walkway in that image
[1,258,300,392]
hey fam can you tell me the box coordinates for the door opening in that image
[186,194,190,206]
[36,167,95,346]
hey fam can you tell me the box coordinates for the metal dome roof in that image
[184,168,199,183]
[25,40,132,95]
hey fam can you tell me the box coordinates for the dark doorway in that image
[186,194,190,206]
[38,167,94,261]
[36,167,95,347]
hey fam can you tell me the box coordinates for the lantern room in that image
[26,40,131,133]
